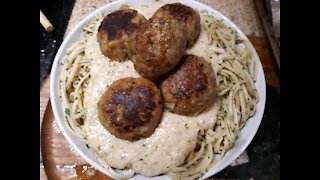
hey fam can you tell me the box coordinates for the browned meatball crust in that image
[153,3,201,48]
[98,77,163,141]
[97,9,146,61]
[131,18,187,80]
[160,55,218,116]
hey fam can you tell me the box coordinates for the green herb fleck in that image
[86,143,90,149]
[66,119,73,130]
[65,108,70,116]
[235,40,242,44]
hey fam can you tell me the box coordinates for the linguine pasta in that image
[58,10,258,180]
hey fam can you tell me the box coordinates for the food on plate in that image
[97,9,146,61]
[58,1,259,179]
[131,3,201,80]
[160,55,218,116]
[152,3,200,47]
[98,77,163,141]
[131,17,187,80]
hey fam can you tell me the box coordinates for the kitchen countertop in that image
[65,0,264,37]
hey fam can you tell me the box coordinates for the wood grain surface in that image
[40,35,280,180]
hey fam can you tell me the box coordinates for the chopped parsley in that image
[66,119,73,130]
[235,40,242,45]
[65,108,70,116]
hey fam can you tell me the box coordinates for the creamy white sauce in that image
[135,0,180,19]
[187,18,220,76]
[136,1,165,19]
[82,1,220,177]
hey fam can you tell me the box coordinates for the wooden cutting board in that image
[40,35,280,180]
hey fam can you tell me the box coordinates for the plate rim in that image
[50,0,266,179]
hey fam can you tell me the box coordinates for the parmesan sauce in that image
[82,1,219,177]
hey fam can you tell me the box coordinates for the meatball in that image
[160,55,218,116]
[153,3,200,48]
[98,77,163,141]
[97,9,146,61]
[131,18,187,80]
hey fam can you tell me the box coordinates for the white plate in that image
[50,0,266,179]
